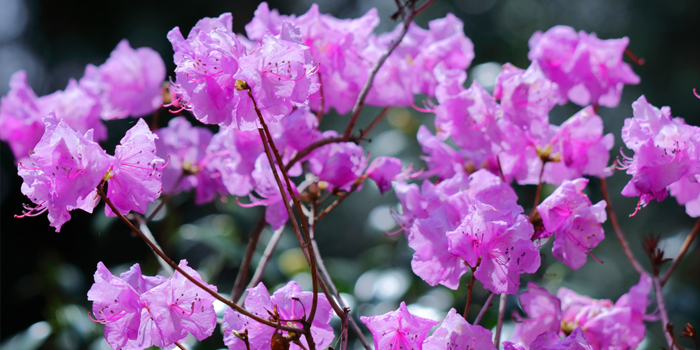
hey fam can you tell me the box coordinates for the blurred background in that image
[1,0,699,349]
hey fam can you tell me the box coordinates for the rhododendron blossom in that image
[361,301,439,350]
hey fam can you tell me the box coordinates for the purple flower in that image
[168,13,247,126]
[434,77,502,158]
[558,274,651,350]
[0,71,46,160]
[543,106,613,185]
[416,125,464,180]
[233,21,316,130]
[308,132,367,191]
[620,95,700,212]
[17,113,112,231]
[423,308,496,350]
[449,204,539,294]
[0,71,107,161]
[363,14,474,106]
[511,283,562,348]
[155,117,227,204]
[222,308,253,350]
[88,262,145,350]
[80,39,165,119]
[105,118,165,217]
[244,154,294,230]
[295,5,379,114]
[566,31,640,108]
[536,178,606,269]
[367,157,403,194]
[361,301,439,350]
[409,206,469,289]
[244,2,296,42]
[206,126,263,197]
[494,62,560,140]
[528,328,592,350]
[241,281,334,350]
[140,260,218,347]
[528,26,639,108]
[669,175,700,217]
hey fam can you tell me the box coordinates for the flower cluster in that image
[0,40,165,161]
[222,281,334,350]
[16,115,164,231]
[511,275,651,350]
[88,261,217,349]
[4,2,692,350]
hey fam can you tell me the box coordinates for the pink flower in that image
[139,260,218,347]
[222,308,253,350]
[528,328,592,350]
[17,112,112,231]
[416,125,464,180]
[206,126,262,197]
[536,178,606,269]
[361,301,439,350]
[558,274,651,350]
[105,119,165,217]
[168,13,247,125]
[308,131,367,191]
[543,106,614,185]
[511,283,562,348]
[0,70,46,160]
[566,31,640,108]
[0,71,107,161]
[233,21,316,130]
[367,157,404,194]
[155,117,227,204]
[620,95,700,212]
[244,2,296,42]
[80,39,165,119]
[409,206,469,289]
[494,62,561,139]
[669,175,700,217]
[239,281,334,350]
[528,26,640,108]
[295,4,379,114]
[423,308,496,350]
[245,154,295,230]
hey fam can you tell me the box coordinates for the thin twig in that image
[342,2,426,141]
[238,226,285,304]
[463,270,476,319]
[662,217,700,285]
[252,100,320,328]
[494,294,507,348]
[474,292,494,325]
[146,174,183,223]
[654,276,676,349]
[316,72,325,121]
[529,164,546,219]
[315,179,365,222]
[599,178,648,275]
[285,137,345,172]
[96,185,300,333]
[175,341,188,350]
[231,215,267,302]
[133,214,173,275]
[359,107,391,140]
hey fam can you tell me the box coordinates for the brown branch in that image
[175,341,188,350]
[599,178,648,275]
[654,276,677,349]
[529,164,546,220]
[238,226,285,304]
[463,269,476,319]
[474,292,494,325]
[315,178,365,222]
[316,72,325,121]
[285,137,345,172]
[494,293,507,348]
[231,215,267,302]
[342,2,426,141]
[359,107,391,140]
[133,214,173,276]
[247,90,321,333]
[96,185,300,333]
[662,217,700,285]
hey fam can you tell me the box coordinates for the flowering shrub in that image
[2,1,698,349]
